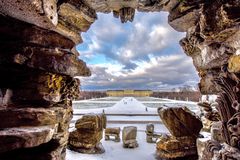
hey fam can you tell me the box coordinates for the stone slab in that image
[0,125,56,153]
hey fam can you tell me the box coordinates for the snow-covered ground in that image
[67,131,158,160]
[67,123,169,160]
[201,95,217,103]
[67,97,200,160]
[72,97,199,114]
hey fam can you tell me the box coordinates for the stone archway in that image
[0,0,239,159]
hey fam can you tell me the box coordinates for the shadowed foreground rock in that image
[0,4,91,159]
[68,113,106,154]
[156,107,202,159]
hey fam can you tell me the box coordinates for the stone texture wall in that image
[0,0,240,160]
[0,0,94,159]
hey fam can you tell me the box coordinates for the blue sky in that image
[76,12,199,91]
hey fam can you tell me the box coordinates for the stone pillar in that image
[169,1,240,159]
[200,71,240,159]
[0,0,97,159]
[0,15,90,159]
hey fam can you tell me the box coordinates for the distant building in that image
[106,90,153,97]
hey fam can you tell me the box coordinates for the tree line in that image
[151,91,201,102]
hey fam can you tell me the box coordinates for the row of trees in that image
[77,91,107,100]
[77,90,201,102]
[151,91,201,102]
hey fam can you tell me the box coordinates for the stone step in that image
[0,125,57,153]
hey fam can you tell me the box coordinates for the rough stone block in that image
[196,133,211,160]
[168,2,201,32]
[0,108,58,128]
[0,125,57,153]
[0,73,80,106]
[158,106,203,137]
[0,0,58,29]
[58,3,94,32]
[156,134,198,159]
[105,127,121,142]
[14,46,90,77]
[68,113,106,154]
[122,126,138,148]
[75,113,106,132]
[211,121,224,143]
[228,55,240,73]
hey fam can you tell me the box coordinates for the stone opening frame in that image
[0,0,240,159]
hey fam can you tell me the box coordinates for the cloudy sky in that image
[76,12,199,91]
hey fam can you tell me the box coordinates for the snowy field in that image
[67,123,169,160]
[67,97,200,160]
[67,130,159,160]
[72,97,200,115]
[135,97,169,101]
[73,102,116,109]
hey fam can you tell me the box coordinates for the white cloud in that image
[80,54,199,91]
[77,12,199,90]
[89,37,101,51]
[94,62,125,77]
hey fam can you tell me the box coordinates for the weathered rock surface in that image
[122,126,138,148]
[211,121,224,143]
[201,140,240,160]
[200,70,240,159]
[0,72,80,106]
[0,125,56,153]
[68,113,106,154]
[157,106,202,159]
[0,0,58,29]
[177,1,240,94]
[146,123,161,143]
[228,55,240,73]
[0,0,240,159]
[197,69,221,94]
[156,134,198,159]
[158,106,203,137]
[197,133,211,160]
[0,108,58,128]
[0,16,90,78]
[105,127,121,142]
[198,102,220,122]
[198,102,220,132]
[0,1,90,158]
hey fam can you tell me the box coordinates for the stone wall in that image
[0,0,240,159]
[0,0,94,159]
